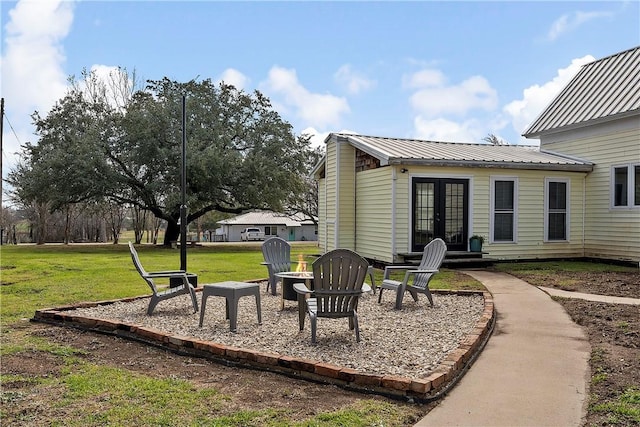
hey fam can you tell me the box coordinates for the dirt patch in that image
[512,270,639,299]
[2,270,638,426]
[2,322,431,425]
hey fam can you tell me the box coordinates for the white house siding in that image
[541,121,640,263]
[336,141,356,249]
[354,167,393,263]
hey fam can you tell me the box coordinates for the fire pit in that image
[275,271,313,309]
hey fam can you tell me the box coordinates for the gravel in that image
[73,284,484,378]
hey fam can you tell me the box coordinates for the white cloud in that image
[413,117,482,143]
[409,72,498,117]
[402,69,446,89]
[334,65,375,95]
[504,55,594,136]
[218,68,249,91]
[300,127,328,149]
[300,127,359,150]
[1,0,74,117]
[262,66,350,129]
[547,11,613,41]
[1,0,75,174]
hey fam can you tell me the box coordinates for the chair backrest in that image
[414,238,447,289]
[128,242,156,293]
[261,236,291,273]
[311,249,369,318]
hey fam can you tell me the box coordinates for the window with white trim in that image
[545,178,570,241]
[490,177,517,242]
[264,226,278,236]
[612,164,640,208]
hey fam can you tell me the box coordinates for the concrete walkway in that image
[538,286,640,305]
[415,270,591,427]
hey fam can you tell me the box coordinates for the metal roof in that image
[523,46,640,138]
[218,211,314,226]
[333,133,593,172]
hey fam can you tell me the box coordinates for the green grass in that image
[0,243,316,324]
[591,387,640,425]
[0,243,481,325]
[1,242,429,426]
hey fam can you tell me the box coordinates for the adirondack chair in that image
[128,242,199,315]
[261,237,291,295]
[293,248,369,343]
[378,238,447,309]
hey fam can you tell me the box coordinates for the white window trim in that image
[489,176,518,244]
[610,163,640,209]
[544,177,570,243]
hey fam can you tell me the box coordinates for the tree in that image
[9,73,314,246]
[7,88,115,243]
[482,133,508,146]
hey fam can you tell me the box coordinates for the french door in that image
[412,178,469,252]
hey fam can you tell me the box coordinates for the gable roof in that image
[218,211,315,227]
[523,46,640,138]
[325,133,593,172]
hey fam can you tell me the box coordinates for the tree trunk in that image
[64,206,71,245]
[163,219,180,246]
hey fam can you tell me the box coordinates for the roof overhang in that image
[387,158,594,172]
[523,109,640,139]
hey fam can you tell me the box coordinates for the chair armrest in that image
[402,269,439,285]
[383,265,414,280]
[145,272,188,279]
[260,262,270,266]
[147,269,186,275]
[407,269,439,274]
[293,282,312,295]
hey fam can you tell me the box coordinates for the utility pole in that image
[1,97,4,246]
[180,95,187,271]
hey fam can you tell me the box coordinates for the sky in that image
[1,0,639,187]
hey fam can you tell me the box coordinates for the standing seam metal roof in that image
[334,133,592,170]
[523,46,640,137]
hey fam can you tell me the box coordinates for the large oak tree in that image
[9,73,317,245]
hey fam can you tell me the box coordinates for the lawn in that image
[2,244,636,426]
[0,242,480,426]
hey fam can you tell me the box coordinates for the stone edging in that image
[31,289,495,402]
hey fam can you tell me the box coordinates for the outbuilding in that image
[314,46,639,265]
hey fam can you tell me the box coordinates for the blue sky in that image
[1,1,639,183]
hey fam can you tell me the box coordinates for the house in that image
[217,211,318,242]
[523,46,640,263]
[314,46,639,265]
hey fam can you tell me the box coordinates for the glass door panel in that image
[412,178,468,252]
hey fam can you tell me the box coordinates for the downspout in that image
[582,173,586,257]
[334,141,340,248]
[391,167,397,261]
[324,175,328,252]
[354,160,357,252]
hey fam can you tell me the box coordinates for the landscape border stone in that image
[31,287,495,402]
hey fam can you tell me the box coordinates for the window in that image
[490,177,517,242]
[545,178,569,241]
[612,164,640,208]
[636,165,640,206]
[264,226,278,236]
